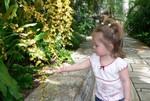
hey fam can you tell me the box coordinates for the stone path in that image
[123,35,150,101]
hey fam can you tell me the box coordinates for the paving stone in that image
[129,71,150,78]
[138,92,150,101]
[132,68,149,72]
[130,64,150,72]
[143,58,150,64]
[124,58,135,64]
[133,58,147,64]
[139,53,150,58]
[130,81,140,101]
[126,53,140,59]
[137,51,150,59]
[129,72,150,78]
[124,47,138,54]
[126,41,146,49]
[137,89,141,92]
[131,76,150,84]
[127,64,133,72]
[137,49,150,54]
[141,89,150,93]
[134,83,150,89]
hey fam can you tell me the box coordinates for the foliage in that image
[0,59,22,101]
[73,0,104,14]
[0,1,23,100]
[0,0,74,66]
[44,0,74,62]
[10,64,40,90]
[15,0,74,66]
[0,0,74,100]
[124,0,150,46]
[55,48,74,65]
[69,0,95,48]
[114,0,124,19]
[0,0,97,100]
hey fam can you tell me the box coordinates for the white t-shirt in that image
[89,53,128,101]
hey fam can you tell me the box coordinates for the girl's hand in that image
[55,59,91,73]
[55,63,70,73]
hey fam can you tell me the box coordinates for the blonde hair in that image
[92,18,126,58]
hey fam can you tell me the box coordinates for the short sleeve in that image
[89,53,95,62]
[89,53,99,67]
[116,58,128,72]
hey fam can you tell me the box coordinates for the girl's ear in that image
[109,43,114,51]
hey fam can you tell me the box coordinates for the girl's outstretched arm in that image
[119,68,131,101]
[56,59,91,73]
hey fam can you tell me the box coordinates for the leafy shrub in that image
[10,64,40,90]
[69,1,95,48]
[124,0,150,46]
[0,0,74,100]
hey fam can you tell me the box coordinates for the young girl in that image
[56,18,130,101]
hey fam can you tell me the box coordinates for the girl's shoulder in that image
[89,53,100,63]
[90,53,99,59]
[115,57,128,71]
[116,57,127,64]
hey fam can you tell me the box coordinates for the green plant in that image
[0,1,23,100]
[0,59,22,101]
[56,48,74,65]
[10,64,39,90]
[124,0,150,46]
[69,1,95,48]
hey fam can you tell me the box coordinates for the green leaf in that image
[17,43,27,47]
[2,3,18,23]
[0,78,7,97]
[34,31,48,41]
[0,58,22,99]
[11,3,18,17]
[4,0,10,10]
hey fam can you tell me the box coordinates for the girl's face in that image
[92,32,112,56]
